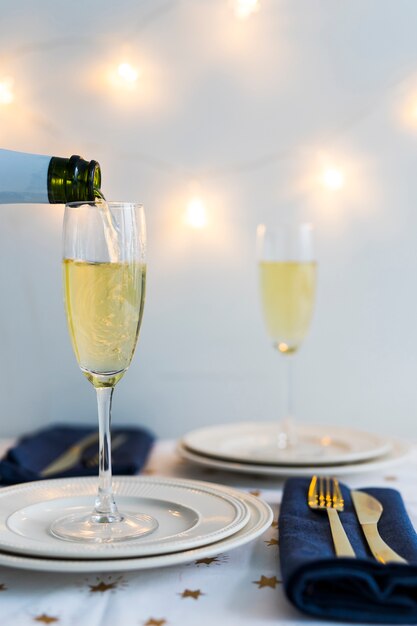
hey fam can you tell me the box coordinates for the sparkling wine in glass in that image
[50,201,158,543]
[257,222,317,456]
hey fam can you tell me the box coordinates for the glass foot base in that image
[272,430,338,462]
[50,510,159,544]
[274,435,324,459]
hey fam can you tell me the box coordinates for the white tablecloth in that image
[0,439,416,626]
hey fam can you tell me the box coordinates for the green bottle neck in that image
[47,155,101,204]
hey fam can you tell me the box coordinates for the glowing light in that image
[234,0,260,19]
[117,63,139,83]
[321,436,332,447]
[322,168,344,190]
[0,78,14,105]
[399,95,417,130]
[184,197,208,229]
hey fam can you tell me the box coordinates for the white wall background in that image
[1,0,417,440]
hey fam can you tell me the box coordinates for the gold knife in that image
[351,490,407,564]
[40,431,99,477]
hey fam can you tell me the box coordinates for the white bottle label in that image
[0,149,51,203]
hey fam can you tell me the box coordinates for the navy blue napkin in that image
[279,477,417,624]
[0,424,155,485]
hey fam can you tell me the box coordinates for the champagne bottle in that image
[0,149,101,204]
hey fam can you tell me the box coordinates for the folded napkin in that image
[279,477,417,624]
[0,424,155,485]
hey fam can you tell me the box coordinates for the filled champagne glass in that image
[257,222,317,456]
[50,201,158,543]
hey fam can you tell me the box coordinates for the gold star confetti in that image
[34,615,59,624]
[142,468,156,475]
[195,557,220,566]
[249,490,261,497]
[271,519,279,528]
[144,619,167,626]
[85,574,127,594]
[384,475,398,482]
[253,575,281,589]
[89,581,118,593]
[265,537,279,547]
[180,589,204,599]
[188,554,228,568]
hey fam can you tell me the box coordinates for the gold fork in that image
[308,475,356,558]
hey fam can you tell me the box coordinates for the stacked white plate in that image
[178,422,411,477]
[0,475,272,573]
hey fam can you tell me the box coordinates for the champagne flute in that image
[257,222,317,456]
[50,201,158,543]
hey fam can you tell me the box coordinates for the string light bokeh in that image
[117,62,140,83]
[233,0,260,20]
[322,168,344,191]
[184,197,208,229]
[0,78,14,105]
[1,0,410,230]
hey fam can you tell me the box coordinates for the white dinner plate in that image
[181,422,392,466]
[0,476,250,560]
[177,438,411,477]
[0,490,273,573]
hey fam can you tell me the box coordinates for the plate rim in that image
[0,475,250,560]
[0,490,273,573]
[181,422,392,467]
[177,438,412,477]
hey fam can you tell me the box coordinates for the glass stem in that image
[92,386,122,523]
[278,355,297,449]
